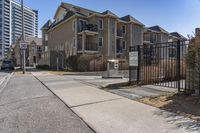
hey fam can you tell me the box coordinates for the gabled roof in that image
[148,25,169,34]
[41,20,52,30]
[54,2,100,20]
[49,2,145,31]
[25,36,42,46]
[13,36,42,48]
[120,15,144,26]
[170,32,187,40]
[59,2,100,17]
[50,10,86,30]
[101,10,118,18]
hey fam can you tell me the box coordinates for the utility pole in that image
[20,0,26,74]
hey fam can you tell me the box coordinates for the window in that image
[44,34,48,41]
[98,19,103,30]
[45,46,48,52]
[79,19,88,31]
[98,37,103,47]
[122,40,126,50]
[73,37,76,48]
[122,25,126,34]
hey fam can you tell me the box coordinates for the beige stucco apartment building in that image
[143,25,187,63]
[41,2,144,69]
[144,25,186,44]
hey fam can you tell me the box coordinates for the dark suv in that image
[1,60,15,70]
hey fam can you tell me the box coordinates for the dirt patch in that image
[138,93,200,121]
[14,71,31,76]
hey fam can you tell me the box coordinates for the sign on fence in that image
[129,52,138,66]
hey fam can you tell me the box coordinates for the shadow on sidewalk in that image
[154,110,200,132]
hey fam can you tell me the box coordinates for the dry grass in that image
[139,93,200,121]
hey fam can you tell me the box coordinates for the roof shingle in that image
[120,15,144,26]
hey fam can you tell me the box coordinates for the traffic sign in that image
[20,42,27,49]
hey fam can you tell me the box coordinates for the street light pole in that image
[21,0,25,74]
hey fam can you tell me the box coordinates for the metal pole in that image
[177,40,181,93]
[56,57,59,71]
[61,53,63,70]
[21,0,25,74]
[137,45,141,84]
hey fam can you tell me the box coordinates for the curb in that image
[0,72,14,94]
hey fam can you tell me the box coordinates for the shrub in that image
[77,55,96,72]
[66,55,79,71]
[186,42,200,95]
[89,58,107,71]
[36,65,50,70]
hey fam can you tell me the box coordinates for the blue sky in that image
[24,0,200,37]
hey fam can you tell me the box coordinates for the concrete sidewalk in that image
[0,72,93,133]
[32,71,200,133]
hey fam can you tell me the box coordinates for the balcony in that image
[78,24,98,36]
[77,43,98,53]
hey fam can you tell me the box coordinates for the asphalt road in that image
[0,72,94,133]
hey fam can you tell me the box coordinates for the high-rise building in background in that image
[0,0,38,59]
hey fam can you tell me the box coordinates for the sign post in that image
[20,42,27,74]
[20,0,26,74]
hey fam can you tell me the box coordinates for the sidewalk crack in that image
[71,98,123,108]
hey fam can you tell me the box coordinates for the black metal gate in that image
[129,41,189,92]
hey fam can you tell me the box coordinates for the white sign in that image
[20,42,27,49]
[129,52,138,66]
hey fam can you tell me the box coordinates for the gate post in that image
[129,45,141,85]
[129,46,132,85]
[176,40,181,92]
[137,45,141,84]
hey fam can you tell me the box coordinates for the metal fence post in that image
[137,45,141,84]
[129,46,132,84]
[176,40,181,92]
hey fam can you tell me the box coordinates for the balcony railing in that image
[78,24,98,33]
[85,43,98,51]
[77,43,98,52]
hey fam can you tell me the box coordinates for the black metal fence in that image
[129,41,189,92]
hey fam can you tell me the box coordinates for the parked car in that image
[1,60,15,70]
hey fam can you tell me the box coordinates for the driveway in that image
[109,85,178,100]
[32,71,200,133]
